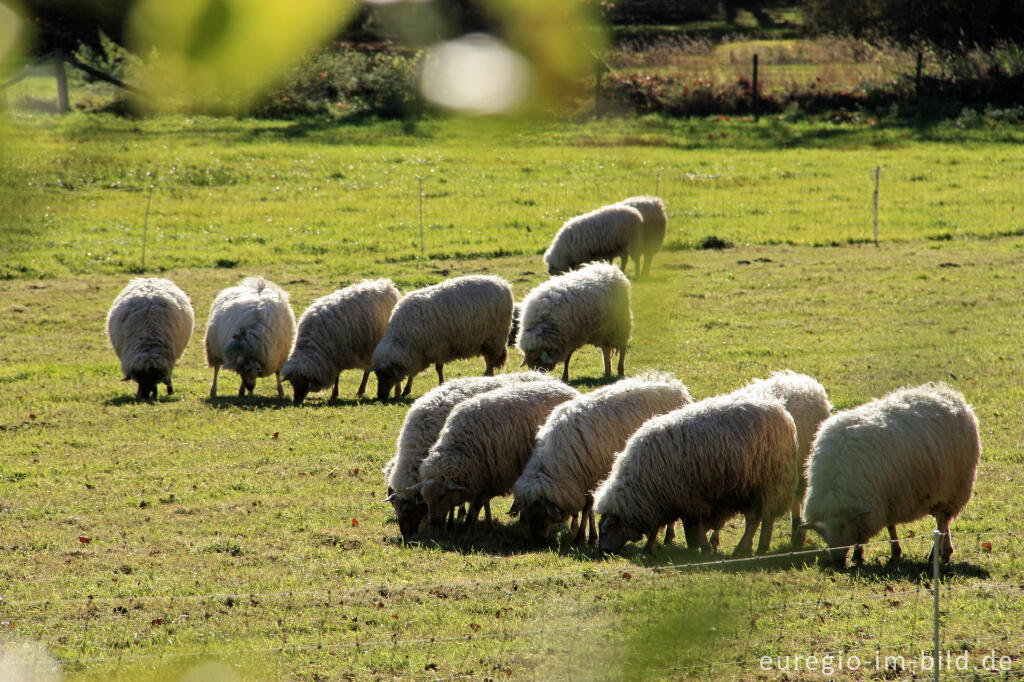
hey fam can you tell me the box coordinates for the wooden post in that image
[873,166,880,246]
[915,51,923,98]
[752,53,759,120]
[54,48,69,114]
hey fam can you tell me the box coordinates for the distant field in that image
[2,111,1024,680]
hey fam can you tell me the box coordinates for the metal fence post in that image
[932,529,941,682]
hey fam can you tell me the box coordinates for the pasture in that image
[2,112,1024,680]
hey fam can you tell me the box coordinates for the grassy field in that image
[2,110,1024,680]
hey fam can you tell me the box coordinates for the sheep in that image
[106,278,195,400]
[618,196,667,278]
[594,394,799,557]
[507,303,522,348]
[543,204,644,278]
[511,372,693,546]
[205,276,296,398]
[516,262,632,382]
[801,383,980,568]
[282,279,400,404]
[371,275,514,401]
[383,371,554,540]
[724,371,832,548]
[415,381,580,535]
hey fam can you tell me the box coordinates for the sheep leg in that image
[587,508,598,546]
[561,351,573,382]
[355,370,370,397]
[732,511,760,558]
[642,527,660,554]
[709,528,720,551]
[790,498,806,549]
[574,497,594,546]
[852,545,864,565]
[238,379,246,397]
[464,496,485,535]
[616,346,627,376]
[483,500,492,530]
[435,363,444,385]
[886,524,903,563]
[394,382,402,398]
[446,507,456,531]
[401,375,413,396]
[755,516,775,555]
[275,371,284,398]
[663,520,675,544]
[165,376,174,395]
[683,519,709,552]
[621,253,629,274]
[602,347,613,376]
[210,366,219,398]
[929,512,954,563]
[643,254,653,278]
[569,513,580,535]
[331,373,340,400]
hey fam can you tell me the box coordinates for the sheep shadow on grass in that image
[204,395,292,410]
[386,518,605,561]
[104,393,182,406]
[567,374,622,390]
[841,557,989,582]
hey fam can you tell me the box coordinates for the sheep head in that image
[598,514,642,555]
[373,365,406,401]
[522,499,568,545]
[385,492,428,541]
[416,478,466,528]
[236,357,263,393]
[523,348,560,373]
[286,373,311,405]
[130,366,164,401]
[802,509,872,568]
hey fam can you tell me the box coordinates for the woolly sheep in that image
[516,262,632,381]
[801,383,980,568]
[205,276,296,398]
[728,371,832,548]
[543,204,643,278]
[594,394,799,556]
[383,371,554,540]
[282,279,400,404]
[618,196,667,278]
[106,278,195,400]
[371,275,514,401]
[415,381,580,534]
[511,372,693,546]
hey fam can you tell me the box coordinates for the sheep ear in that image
[407,481,424,491]
[382,493,397,503]
[519,358,527,368]
[546,501,563,521]
[446,481,465,491]
[508,501,521,517]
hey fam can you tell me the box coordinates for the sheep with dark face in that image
[371,275,513,401]
[205,276,296,398]
[595,394,798,557]
[802,383,979,568]
[106,278,195,400]
[511,373,692,546]
[282,279,400,404]
[383,371,554,540]
[543,204,643,278]
[618,196,667,278]
[415,381,579,535]
[516,262,632,382]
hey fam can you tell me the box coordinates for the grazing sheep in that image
[619,196,667,278]
[106,278,195,400]
[595,395,799,556]
[383,371,554,540]
[282,279,400,404]
[543,204,643,278]
[371,275,514,401]
[801,383,980,568]
[516,262,632,381]
[728,371,832,548]
[511,372,693,546]
[205,276,296,398]
[415,381,580,534]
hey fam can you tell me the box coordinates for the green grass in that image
[2,111,1024,680]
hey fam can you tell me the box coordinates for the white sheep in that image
[801,383,980,567]
[594,394,799,556]
[371,275,514,401]
[729,371,832,548]
[618,196,667,278]
[106,278,195,400]
[543,204,644,278]
[516,262,632,381]
[383,371,554,540]
[511,372,693,546]
[205,276,296,398]
[414,381,580,534]
[282,279,400,404]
